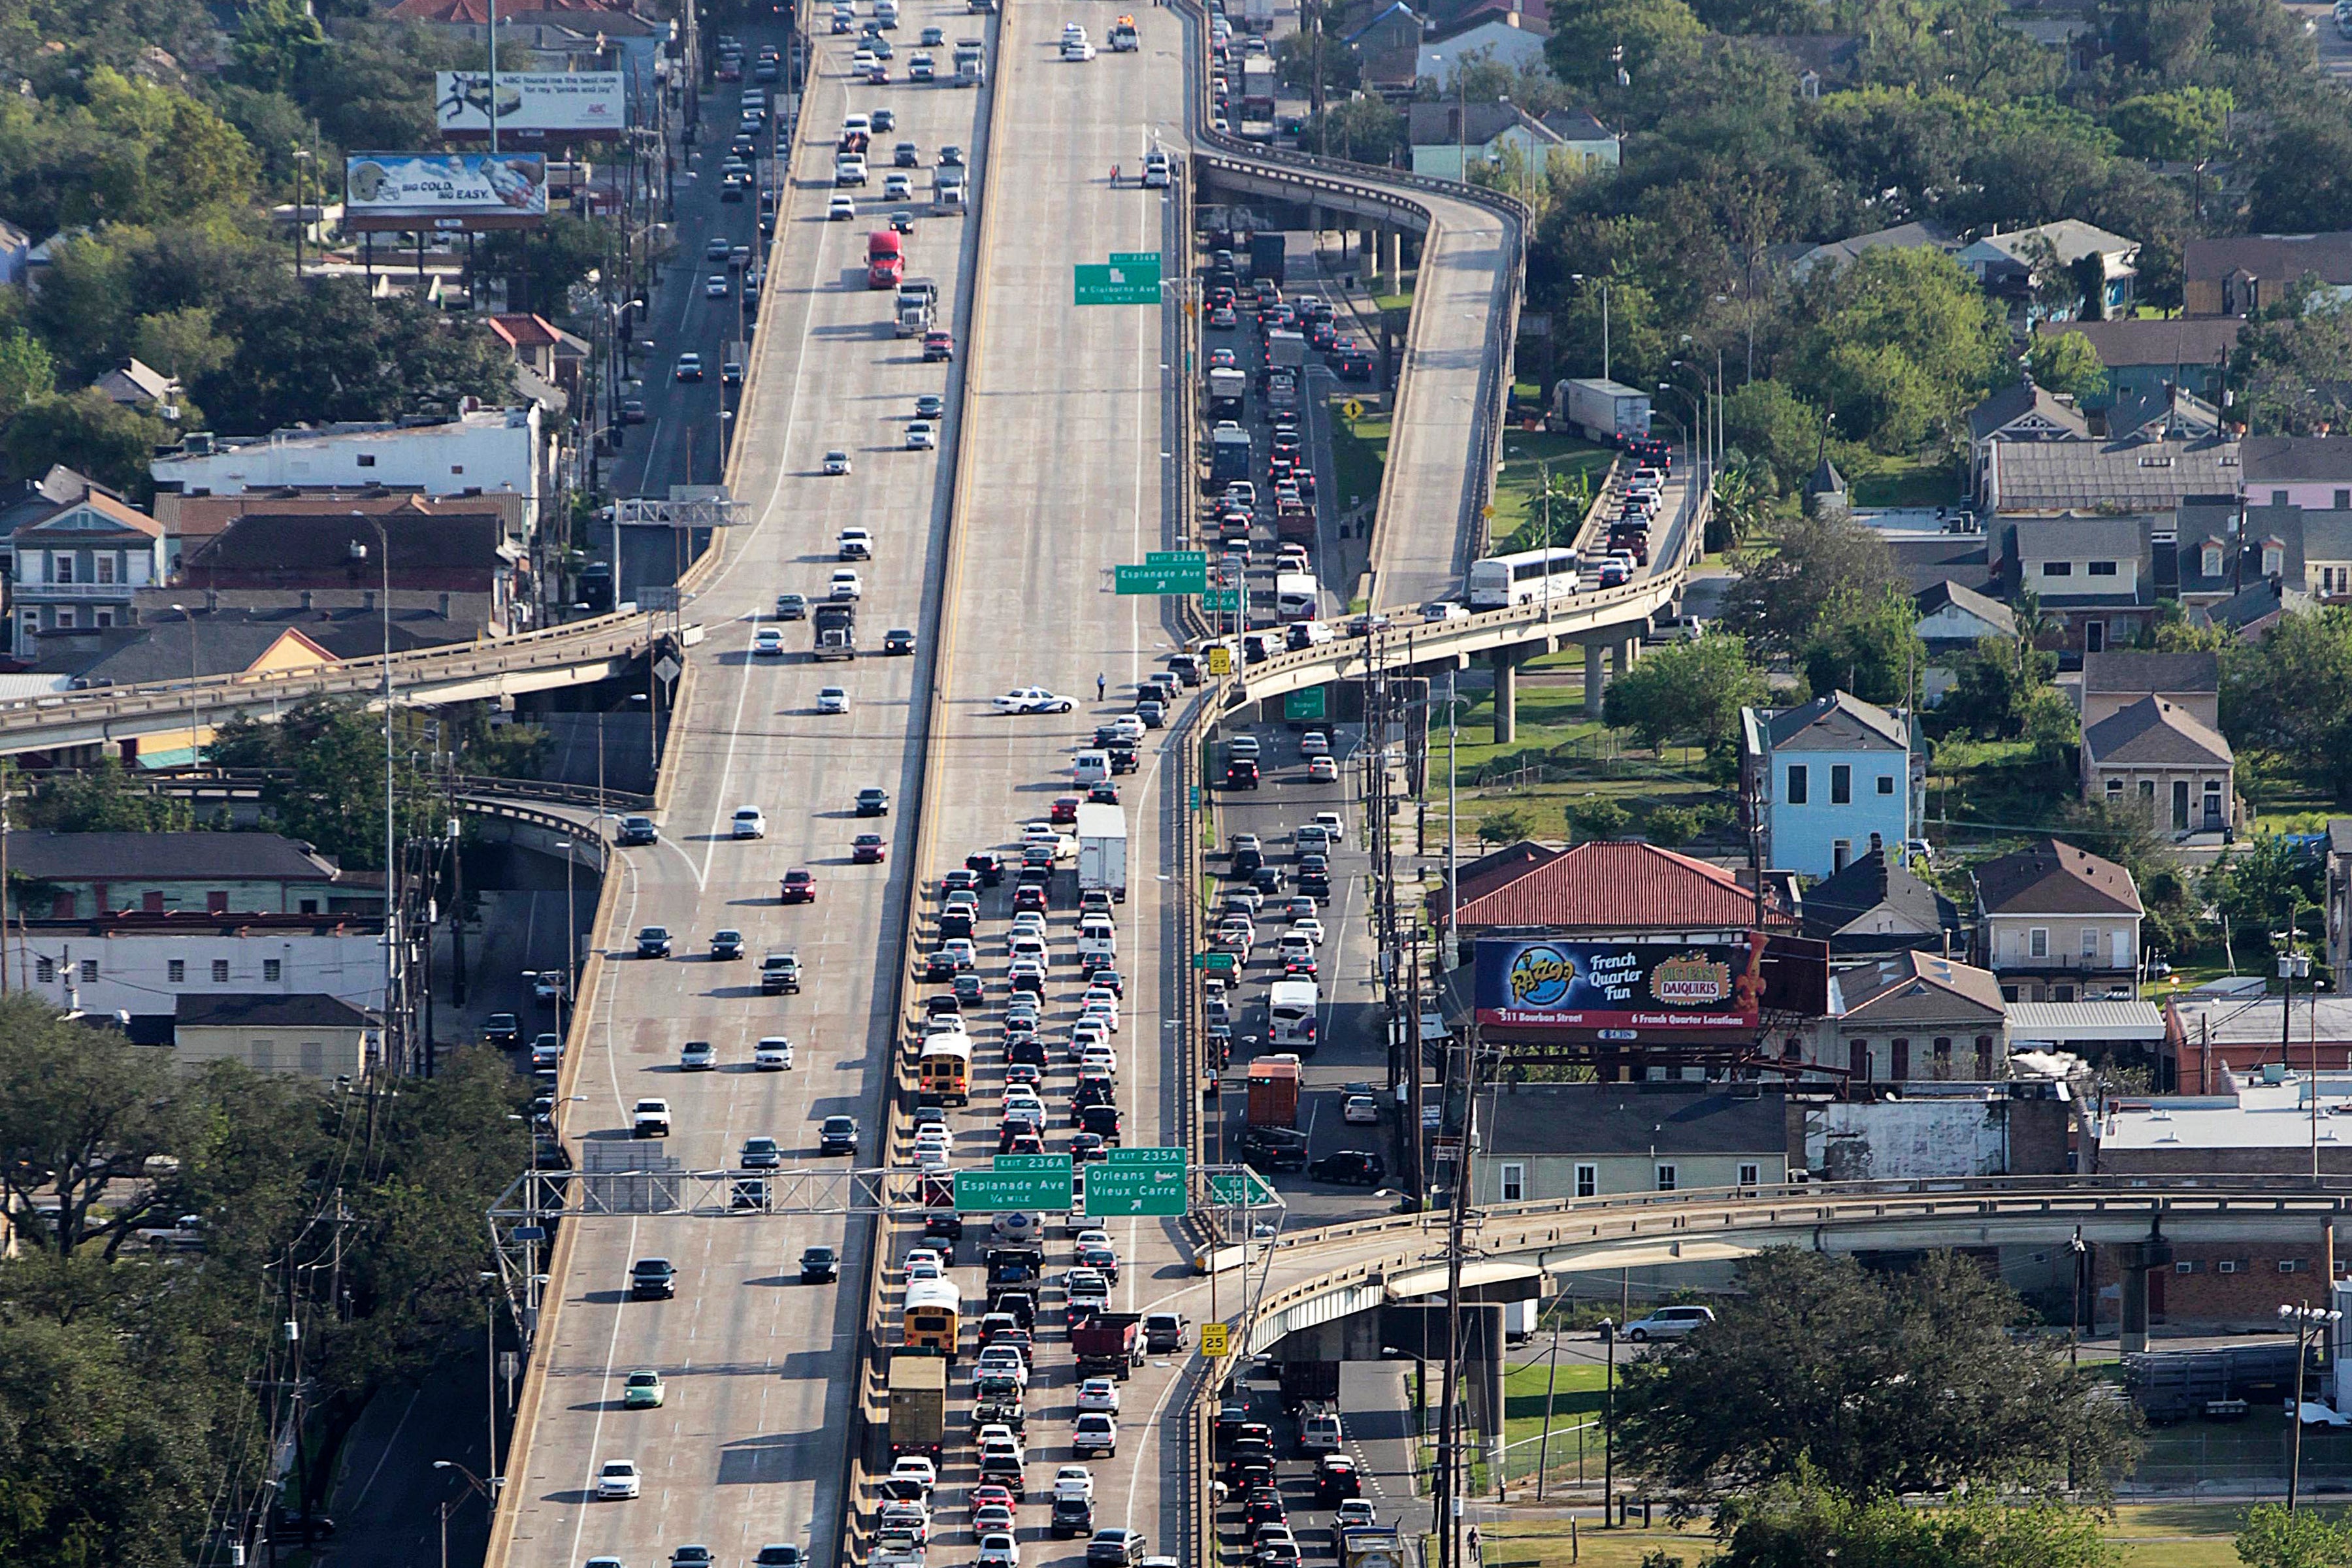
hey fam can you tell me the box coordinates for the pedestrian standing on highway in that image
[1097,672,1107,700]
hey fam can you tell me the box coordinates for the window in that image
[2082,927,2099,958]
[357,453,377,468]
[2053,983,2076,1002]
[1849,1041,1870,1080]
[1976,1036,1995,1076]
[2217,1259,2242,1275]
[1891,1038,1910,1079]
[78,959,96,983]
[94,555,114,584]
[2264,544,2285,576]
[1654,1164,1677,1192]
[449,465,464,475]
[1737,1162,1760,1187]
[1786,764,1808,805]
[50,553,71,583]
[1831,764,1852,804]
[2336,489,2349,510]
[167,959,185,983]
[1832,839,1853,874]
[2106,778,2124,801]
[299,899,318,915]
[2042,561,2073,577]
[2281,1258,2306,1273]
[2084,620,2106,654]
[2273,490,2291,507]
[2202,545,2223,578]
[263,959,282,982]
[2087,561,2117,577]
[211,959,230,983]
[2176,1260,2199,1275]
[1574,1163,1597,1198]
[53,608,72,629]
[2173,779,2191,830]
[2030,927,2050,958]
[1500,1162,1525,1203]
[34,957,53,983]
[1876,774,1894,795]
[93,610,111,628]
[1934,1037,1952,1071]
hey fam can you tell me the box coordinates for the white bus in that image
[1268,978,1320,1053]
[1275,572,1320,622]
[1466,547,1581,610]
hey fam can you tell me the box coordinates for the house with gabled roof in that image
[1972,838,2144,1002]
[1966,382,2089,508]
[1799,847,1962,959]
[11,491,165,647]
[1739,692,1920,879]
[2080,650,2218,730]
[1810,950,2010,1085]
[1435,839,1793,962]
[2081,696,2237,838]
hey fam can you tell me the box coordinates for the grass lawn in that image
[1424,679,1728,845]
[1491,432,1616,553]
[1495,1358,1612,1487]
[1848,455,1961,508]
[1330,396,1391,517]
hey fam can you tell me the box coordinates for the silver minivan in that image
[1623,1304,1716,1341]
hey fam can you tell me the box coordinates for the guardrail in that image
[0,610,666,744]
[139,766,656,813]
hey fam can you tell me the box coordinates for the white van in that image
[1073,749,1111,785]
[1299,1403,1343,1454]
[1079,919,1117,968]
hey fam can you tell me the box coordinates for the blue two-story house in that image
[1740,692,1921,879]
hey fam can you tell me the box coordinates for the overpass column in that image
[1491,648,1522,745]
[2115,1226,2174,1354]
[1382,228,1403,296]
[1614,635,1641,679]
[1582,639,1608,720]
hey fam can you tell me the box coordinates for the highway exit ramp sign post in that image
[1075,252,1163,305]
[1085,1151,1188,1216]
[1284,685,1328,721]
[1201,1322,1232,1358]
[1209,1170,1280,1207]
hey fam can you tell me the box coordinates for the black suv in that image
[1309,1150,1387,1186]
[630,1257,677,1299]
[485,1012,520,1049]
[1052,1495,1097,1538]
[1240,1126,1310,1171]
[965,851,1005,885]
[819,1115,859,1155]
[617,815,659,845]
[800,1245,839,1282]
[1226,759,1261,790]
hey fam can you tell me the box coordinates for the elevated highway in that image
[1179,7,1527,613]
[0,611,676,760]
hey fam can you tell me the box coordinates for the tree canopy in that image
[1603,631,1769,756]
[1717,514,1900,658]
[1612,1249,2137,1502]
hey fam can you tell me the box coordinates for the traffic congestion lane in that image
[866,3,1197,1567]
[1201,717,1397,1232]
[495,0,996,1562]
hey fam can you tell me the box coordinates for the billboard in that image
[1473,938,1765,1032]
[344,154,549,231]
[436,72,629,140]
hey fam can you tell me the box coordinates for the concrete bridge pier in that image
[2115,1224,2175,1354]
[1492,647,1525,744]
[1382,228,1403,295]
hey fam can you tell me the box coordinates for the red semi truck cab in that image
[868,229,906,289]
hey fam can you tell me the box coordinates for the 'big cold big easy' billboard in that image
[1473,938,1766,1031]
[344,154,548,231]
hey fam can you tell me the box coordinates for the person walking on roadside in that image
[1096,672,1108,701]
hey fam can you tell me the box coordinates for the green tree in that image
[2206,834,2325,958]
[1801,586,1925,709]
[476,212,620,319]
[1476,808,1532,844]
[1937,630,2057,741]
[1789,246,2007,453]
[1558,276,1672,396]
[2219,606,2352,802]
[2246,105,2352,234]
[204,698,438,870]
[1274,28,1358,94]
[2,389,174,500]
[232,0,327,93]
[1603,631,1769,757]
[1304,97,1405,165]
[21,759,195,833]
[1612,1249,2138,1503]
[199,278,519,434]
[1714,1473,2118,1567]
[1720,380,1827,493]
[2232,292,2352,436]
[2106,87,2235,163]
[0,998,195,1256]
[1544,0,1705,101]
[130,304,233,384]
[2025,332,2109,402]
[1718,512,1899,657]
[0,326,56,423]
[2235,1501,2352,1568]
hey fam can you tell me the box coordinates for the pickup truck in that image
[631,1098,672,1137]
[760,951,803,993]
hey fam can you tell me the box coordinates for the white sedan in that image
[906,420,938,449]
[596,1459,642,1499]
[1292,918,1326,945]
[818,687,849,713]
[753,627,786,657]
[995,687,1074,714]
[1307,755,1339,781]
[1076,1379,1122,1414]
[1343,1094,1380,1125]
[733,806,768,839]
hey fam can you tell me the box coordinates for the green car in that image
[623,1368,666,1409]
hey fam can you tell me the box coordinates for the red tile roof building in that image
[1436,840,1796,937]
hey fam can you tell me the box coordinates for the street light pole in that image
[2282,1302,2343,1511]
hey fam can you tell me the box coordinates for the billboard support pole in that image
[487,0,500,157]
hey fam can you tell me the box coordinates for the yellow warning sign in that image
[1342,399,1364,421]
[1201,1322,1232,1358]
[1207,645,1233,677]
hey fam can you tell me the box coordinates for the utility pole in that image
[1434,1022,1488,1568]
[1406,935,1426,1205]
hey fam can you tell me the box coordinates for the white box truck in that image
[1552,378,1652,443]
[1076,802,1128,903]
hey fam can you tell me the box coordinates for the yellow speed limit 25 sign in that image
[1201,1322,1232,1358]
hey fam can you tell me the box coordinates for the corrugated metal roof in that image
[2006,1000,2165,1041]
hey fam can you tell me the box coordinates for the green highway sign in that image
[1200,589,1241,611]
[994,1153,1073,1176]
[956,1166,1072,1213]
[1148,551,1208,566]
[1110,251,1162,267]
[1188,785,1201,811]
[1075,256,1163,306]
[1209,1170,1282,1207]
[1284,685,1329,721]
[1085,1162,1188,1217]
[1116,561,1209,595]
[1105,1146,1186,1172]
[1194,951,1237,972]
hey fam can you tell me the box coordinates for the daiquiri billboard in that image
[1473,937,1767,1032]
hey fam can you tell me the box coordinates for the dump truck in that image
[1071,1311,1144,1380]
[1247,1056,1301,1127]
[813,600,856,660]
[888,1354,947,1458]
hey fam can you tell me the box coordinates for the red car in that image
[853,833,887,864]
[1049,795,1081,825]
[781,869,817,903]
[971,1486,1016,1518]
